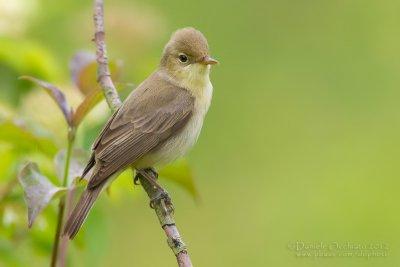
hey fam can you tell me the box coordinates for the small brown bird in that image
[63,27,218,238]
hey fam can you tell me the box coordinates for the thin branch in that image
[92,1,193,266]
[51,128,75,267]
[51,197,66,267]
[57,186,77,267]
[93,0,122,111]
[137,171,193,267]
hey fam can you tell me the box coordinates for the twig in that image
[93,0,122,111]
[57,186,77,266]
[50,127,75,267]
[92,1,193,266]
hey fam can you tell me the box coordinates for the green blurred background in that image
[1,0,400,266]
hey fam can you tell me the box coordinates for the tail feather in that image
[63,184,103,239]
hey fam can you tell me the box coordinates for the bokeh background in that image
[1,0,400,266]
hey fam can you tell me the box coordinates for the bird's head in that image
[160,27,218,89]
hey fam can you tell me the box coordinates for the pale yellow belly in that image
[134,111,204,168]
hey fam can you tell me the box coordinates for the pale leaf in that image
[18,162,67,227]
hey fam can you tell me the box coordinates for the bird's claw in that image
[133,174,140,185]
[149,191,174,214]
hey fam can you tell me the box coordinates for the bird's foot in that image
[134,167,158,186]
[150,190,174,214]
[134,167,173,213]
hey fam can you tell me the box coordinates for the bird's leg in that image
[134,167,157,185]
[135,168,174,213]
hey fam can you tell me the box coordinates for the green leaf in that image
[0,120,57,156]
[159,159,199,200]
[18,162,67,227]
[54,149,89,186]
[19,76,73,126]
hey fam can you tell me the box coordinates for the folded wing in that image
[86,75,194,189]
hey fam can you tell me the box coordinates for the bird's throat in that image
[174,64,211,97]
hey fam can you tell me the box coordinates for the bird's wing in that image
[87,75,194,189]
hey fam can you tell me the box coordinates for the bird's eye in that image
[178,54,188,63]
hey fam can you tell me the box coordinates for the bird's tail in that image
[63,184,103,239]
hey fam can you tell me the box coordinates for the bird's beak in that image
[200,55,219,65]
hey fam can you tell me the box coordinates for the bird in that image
[63,27,218,239]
